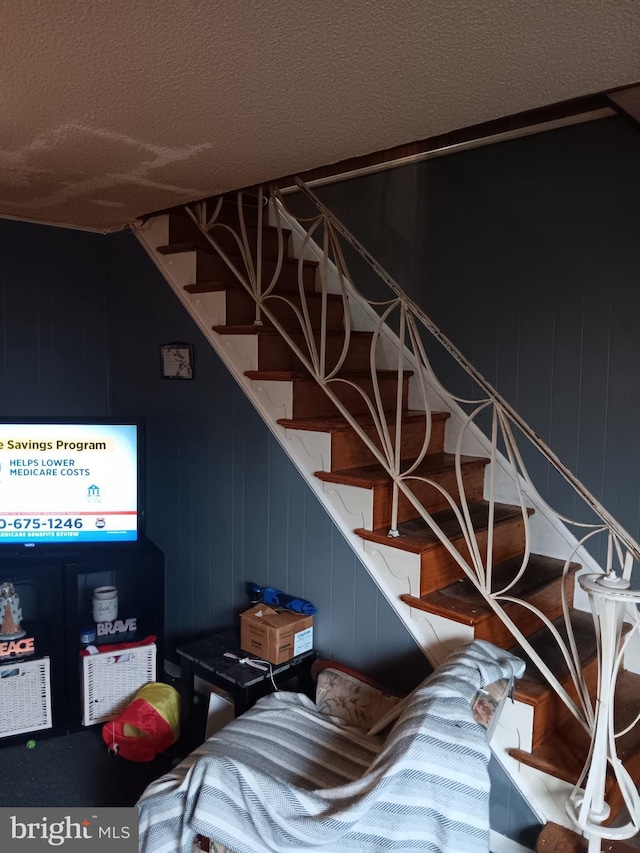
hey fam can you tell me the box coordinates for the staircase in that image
[134,186,640,845]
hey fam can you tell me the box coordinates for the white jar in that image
[92,586,118,623]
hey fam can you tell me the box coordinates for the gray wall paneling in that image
[0,221,110,416]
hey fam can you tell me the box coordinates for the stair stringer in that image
[133,211,607,831]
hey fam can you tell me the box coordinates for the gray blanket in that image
[137,640,524,853]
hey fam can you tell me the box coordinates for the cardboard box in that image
[240,604,314,665]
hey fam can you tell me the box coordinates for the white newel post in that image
[568,571,640,853]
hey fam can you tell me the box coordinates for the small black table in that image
[177,630,316,746]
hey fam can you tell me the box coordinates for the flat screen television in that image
[0,418,144,547]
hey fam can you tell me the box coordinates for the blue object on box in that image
[247,583,317,615]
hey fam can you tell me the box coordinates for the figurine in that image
[0,581,26,639]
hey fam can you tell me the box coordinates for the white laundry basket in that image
[0,656,52,737]
[81,643,156,726]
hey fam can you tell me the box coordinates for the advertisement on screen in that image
[0,423,138,544]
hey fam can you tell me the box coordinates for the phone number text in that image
[0,517,83,530]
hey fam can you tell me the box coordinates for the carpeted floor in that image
[0,685,208,809]
[0,724,183,808]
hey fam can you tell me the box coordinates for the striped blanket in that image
[137,640,524,853]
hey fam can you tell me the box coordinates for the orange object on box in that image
[240,604,313,665]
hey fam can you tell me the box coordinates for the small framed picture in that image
[160,342,194,380]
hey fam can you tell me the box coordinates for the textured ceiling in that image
[1,1,640,232]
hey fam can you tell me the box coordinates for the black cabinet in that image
[63,539,164,729]
[0,562,67,741]
[0,538,163,742]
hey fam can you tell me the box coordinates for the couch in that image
[137,639,524,853]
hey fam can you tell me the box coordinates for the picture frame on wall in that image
[160,342,194,380]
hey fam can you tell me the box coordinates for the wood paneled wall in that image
[0,221,110,416]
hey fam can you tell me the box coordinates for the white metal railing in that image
[180,181,640,849]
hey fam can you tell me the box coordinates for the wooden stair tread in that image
[244,368,414,381]
[357,501,530,554]
[157,241,197,254]
[535,821,640,852]
[508,609,596,700]
[183,281,226,293]
[509,609,631,703]
[158,228,292,249]
[186,280,328,295]
[187,285,344,305]
[278,410,448,433]
[315,452,488,487]
[401,554,580,626]
[209,218,289,236]
[211,325,371,338]
[169,201,288,233]
[511,669,640,801]
[182,279,345,301]
[205,203,282,223]
[157,242,314,268]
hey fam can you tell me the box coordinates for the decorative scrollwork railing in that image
[180,179,640,849]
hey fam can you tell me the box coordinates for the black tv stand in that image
[0,538,164,744]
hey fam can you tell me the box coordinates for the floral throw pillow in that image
[315,667,402,733]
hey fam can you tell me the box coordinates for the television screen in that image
[0,420,142,546]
